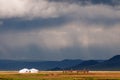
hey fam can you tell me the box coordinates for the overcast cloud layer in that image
[0,0,120,60]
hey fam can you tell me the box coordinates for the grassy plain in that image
[0,71,120,80]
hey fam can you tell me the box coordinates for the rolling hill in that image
[0,55,120,71]
[0,59,82,70]
[67,55,120,71]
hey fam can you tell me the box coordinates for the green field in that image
[0,71,120,80]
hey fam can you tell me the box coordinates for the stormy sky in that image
[0,0,120,60]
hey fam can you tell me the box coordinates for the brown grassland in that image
[0,71,120,80]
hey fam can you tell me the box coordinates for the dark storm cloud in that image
[0,14,120,33]
[48,0,120,6]
[0,0,120,60]
[0,16,69,32]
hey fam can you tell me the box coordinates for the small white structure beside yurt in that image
[19,68,29,73]
[29,68,39,73]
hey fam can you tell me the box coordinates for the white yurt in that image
[29,68,39,73]
[19,68,29,73]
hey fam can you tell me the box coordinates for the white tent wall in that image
[19,68,39,73]
[29,68,39,73]
[19,68,29,73]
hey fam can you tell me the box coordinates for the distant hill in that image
[0,59,82,70]
[88,55,120,70]
[0,55,120,71]
[109,55,120,62]
[67,55,120,71]
[66,60,100,70]
[0,60,58,70]
[56,59,83,69]
[49,59,83,71]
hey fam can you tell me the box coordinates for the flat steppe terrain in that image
[0,71,120,80]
